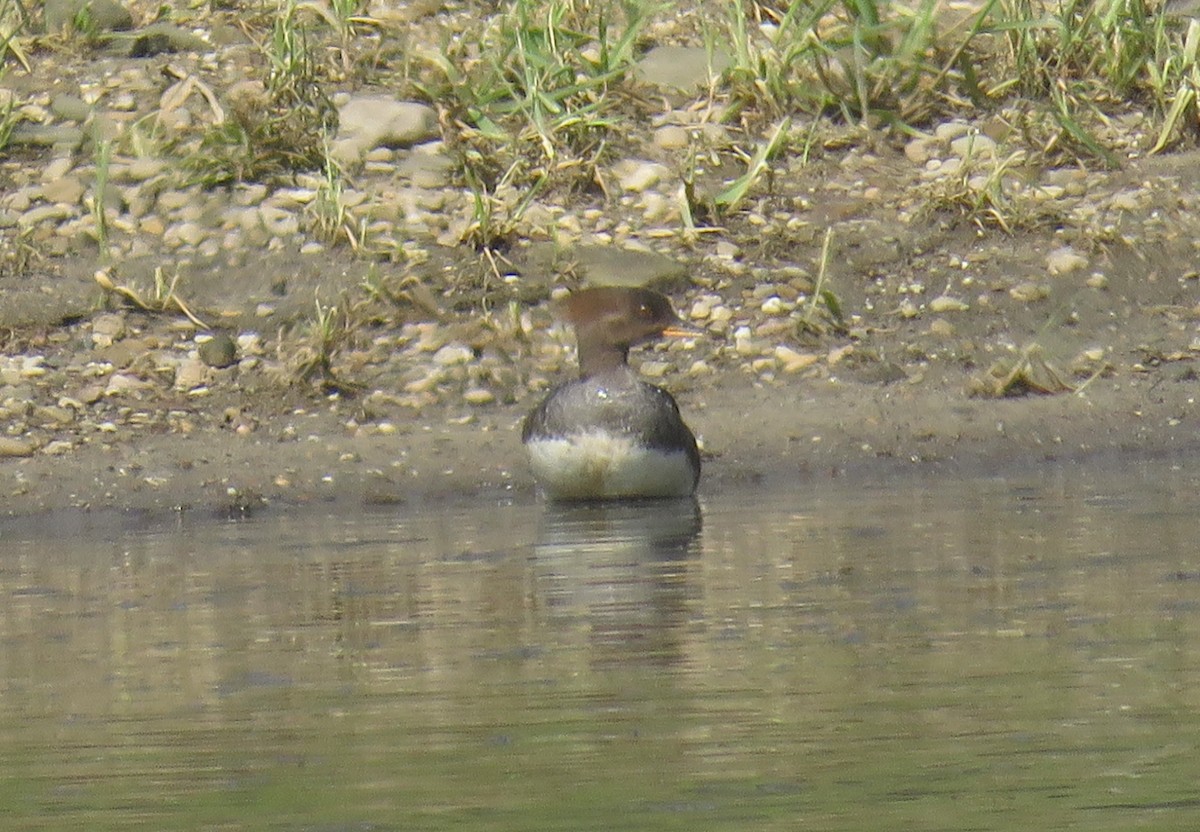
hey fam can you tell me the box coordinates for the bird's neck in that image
[576,340,630,379]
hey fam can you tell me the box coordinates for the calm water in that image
[2,462,1199,831]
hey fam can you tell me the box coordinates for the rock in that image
[42,440,75,456]
[174,356,209,390]
[105,373,154,396]
[611,159,671,193]
[19,204,76,228]
[1010,281,1049,302]
[198,332,238,368]
[934,121,971,142]
[639,361,671,378]
[0,437,36,457]
[397,151,454,188]
[574,245,688,291]
[124,158,167,181]
[7,124,85,150]
[43,157,75,182]
[636,46,731,91]
[653,125,690,150]
[904,137,936,164]
[929,295,969,312]
[1045,246,1087,275]
[90,313,127,347]
[42,176,86,205]
[928,318,956,337]
[432,343,473,366]
[949,134,997,158]
[50,93,92,123]
[760,296,788,315]
[775,345,819,373]
[331,97,439,166]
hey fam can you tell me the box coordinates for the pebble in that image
[612,160,670,193]
[0,437,35,457]
[949,133,997,158]
[640,361,671,378]
[42,440,75,456]
[463,388,494,406]
[105,373,153,396]
[928,318,956,337]
[774,346,819,373]
[904,137,936,164]
[653,126,690,150]
[1045,246,1088,275]
[929,295,969,313]
[198,332,238,368]
[935,121,971,141]
[760,296,788,315]
[91,313,126,347]
[432,343,473,366]
[1010,281,1049,302]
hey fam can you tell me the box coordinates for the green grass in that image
[12,0,1200,259]
[139,0,1200,232]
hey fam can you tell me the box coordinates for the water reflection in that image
[0,464,1199,830]
[533,498,702,669]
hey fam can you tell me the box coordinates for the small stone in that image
[174,221,207,247]
[904,137,936,164]
[733,326,755,356]
[42,440,75,456]
[761,296,788,315]
[0,437,35,457]
[331,96,439,166]
[612,160,671,193]
[79,384,105,404]
[51,94,92,123]
[1045,246,1087,275]
[463,388,494,405]
[1086,273,1108,289]
[929,295,969,313]
[636,45,731,91]
[1110,190,1142,212]
[934,121,971,142]
[198,332,238,368]
[774,345,819,373]
[689,295,719,320]
[639,361,671,378]
[653,125,690,150]
[34,405,74,426]
[928,318,956,337]
[91,313,127,347]
[432,343,473,366]
[950,133,997,158]
[105,373,154,396]
[126,159,167,182]
[1010,281,1050,302]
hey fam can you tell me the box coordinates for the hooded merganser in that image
[522,287,701,500]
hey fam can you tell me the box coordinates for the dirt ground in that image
[4,8,1200,524]
[3,186,1199,524]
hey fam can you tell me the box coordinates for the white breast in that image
[525,430,696,500]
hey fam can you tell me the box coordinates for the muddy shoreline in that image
[2,360,1192,529]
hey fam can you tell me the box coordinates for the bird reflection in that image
[532,498,703,669]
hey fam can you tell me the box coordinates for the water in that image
[2,462,1199,831]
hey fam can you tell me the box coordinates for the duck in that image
[522,286,701,500]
